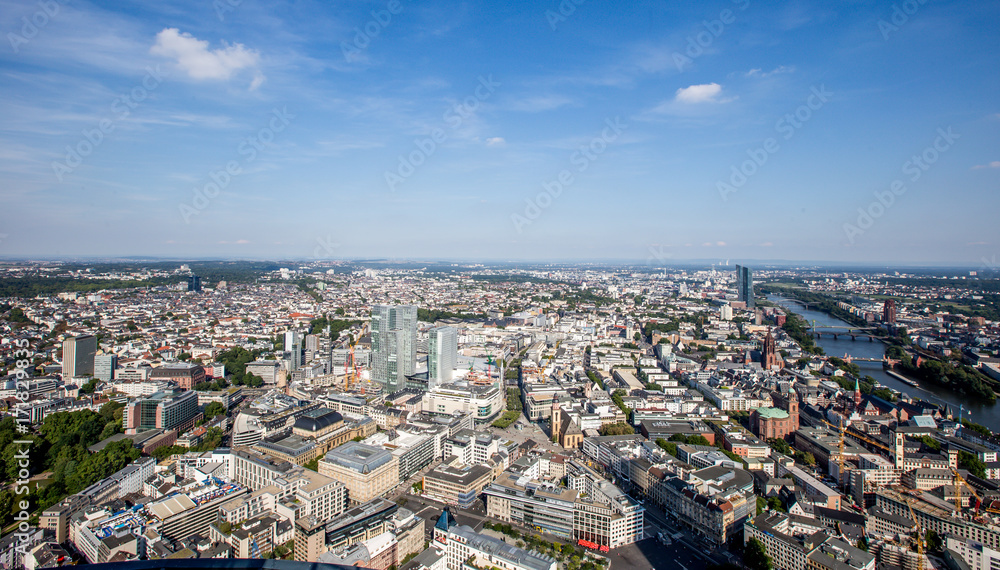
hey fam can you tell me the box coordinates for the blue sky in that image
[1,0,998,264]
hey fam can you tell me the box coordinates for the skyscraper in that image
[285,330,302,371]
[94,353,117,382]
[883,299,896,324]
[371,304,418,393]
[187,275,202,292]
[736,265,754,309]
[62,334,97,378]
[428,326,458,389]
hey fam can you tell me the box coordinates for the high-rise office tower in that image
[187,275,202,292]
[371,304,418,393]
[285,330,302,371]
[94,354,117,382]
[736,265,754,309]
[883,299,896,324]
[62,334,97,378]
[428,326,458,389]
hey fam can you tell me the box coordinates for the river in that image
[767,294,1000,432]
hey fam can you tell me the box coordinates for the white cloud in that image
[744,65,795,78]
[151,28,261,83]
[485,137,506,147]
[675,83,723,104]
[972,161,1000,170]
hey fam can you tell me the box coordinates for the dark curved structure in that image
[293,408,343,433]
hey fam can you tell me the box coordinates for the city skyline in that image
[1,0,998,264]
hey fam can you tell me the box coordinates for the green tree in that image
[959,451,987,479]
[767,438,791,455]
[925,530,942,553]
[655,438,678,457]
[744,537,773,570]
[203,401,226,419]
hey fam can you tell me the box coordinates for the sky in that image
[0,0,998,265]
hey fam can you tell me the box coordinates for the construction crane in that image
[822,419,895,455]
[343,323,367,392]
[950,467,1000,515]
[904,497,925,570]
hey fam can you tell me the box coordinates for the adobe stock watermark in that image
[213,0,244,22]
[341,0,404,62]
[52,65,166,182]
[981,255,998,275]
[313,235,341,259]
[718,85,832,202]
[673,0,750,71]
[384,75,500,192]
[843,126,959,244]
[12,337,38,564]
[179,107,295,223]
[878,0,929,41]
[7,0,62,54]
[645,244,674,267]
[511,117,627,233]
[546,0,588,31]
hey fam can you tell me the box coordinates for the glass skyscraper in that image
[736,265,754,309]
[284,330,301,371]
[371,304,418,393]
[428,326,457,389]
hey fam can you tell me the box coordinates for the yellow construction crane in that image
[343,323,367,392]
[822,419,896,455]
[950,467,1000,515]
[904,497,925,570]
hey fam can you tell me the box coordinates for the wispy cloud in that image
[972,161,1000,170]
[506,95,573,113]
[485,137,506,147]
[743,65,795,78]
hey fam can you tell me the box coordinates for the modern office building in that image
[422,463,494,508]
[735,264,754,309]
[295,498,400,562]
[428,326,458,389]
[883,298,897,323]
[62,334,97,378]
[94,354,117,382]
[187,275,202,292]
[484,461,644,550]
[433,509,558,570]
[319,442,399,505]
[285,330,302,372]
[122,389,200,434]
[371,304,418,393]
[424,382,504,426]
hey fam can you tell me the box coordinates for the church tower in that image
[551,400,562,443]
[787,384,799,430]
[854,378,862,409]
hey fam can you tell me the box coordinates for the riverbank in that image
[767,293,1000,432]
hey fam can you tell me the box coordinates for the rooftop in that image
[324,442,393,474]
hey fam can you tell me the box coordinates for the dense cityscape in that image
[2,1,998,569]
[1,261,1000,570]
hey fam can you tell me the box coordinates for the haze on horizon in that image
[0,0,997,264]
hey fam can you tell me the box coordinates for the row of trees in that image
[888,346,998,404]
[598,422,634,436]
